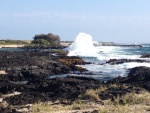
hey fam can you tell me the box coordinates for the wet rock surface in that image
[108,66,150,91]
[140,53,150,58]
[107,59,149,65]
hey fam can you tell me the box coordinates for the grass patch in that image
[32,85,150,113]
[120,90,150,105]
[79,86,106,101]
[0,40,30,45]
[32,101,150,113]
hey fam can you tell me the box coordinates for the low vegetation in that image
[32,33,60,46]
[0,40,30,45]
[59,58,84,66]
[32,84,150,113]
[0,32,61,47]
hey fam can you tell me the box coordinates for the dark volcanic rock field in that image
[0,50,150,112]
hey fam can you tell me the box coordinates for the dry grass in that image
[32,101,97,113]
[79,86,106,101]
[98,104,150,113]
[32,101,150,113]
[32,85,150,113]
[79,89,100,101]
[120,90,150,105]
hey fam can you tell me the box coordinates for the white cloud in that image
[0,11,150,21]
[1,11,150,27]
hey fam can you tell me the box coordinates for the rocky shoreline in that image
[0,48,150,113]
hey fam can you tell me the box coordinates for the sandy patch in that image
[60,42,71,47]
[0,44,25,48]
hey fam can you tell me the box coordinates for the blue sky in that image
[0,0,150,43]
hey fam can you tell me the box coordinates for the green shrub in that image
[32,39,50,45]
[32,33,60,46]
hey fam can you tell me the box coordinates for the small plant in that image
[79,89,101,101]
[121,90,150,105]
[95,86,107,92]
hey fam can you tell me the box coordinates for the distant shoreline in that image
[0,41,143,48]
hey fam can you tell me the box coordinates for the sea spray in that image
[67,33,99,57]
[66,33,150,79]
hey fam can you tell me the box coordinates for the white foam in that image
[97,54,140,61]
[122,62,150,69]
[96,46,140,61]
[142,44,150,47]
[67,33,99,57]
[67,33,143,61]
[81,64,128,77]
[66,33,150,79]
[80,62,150,78]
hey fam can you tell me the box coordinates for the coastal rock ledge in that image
[109,66,150,91]
[0,50,150,112]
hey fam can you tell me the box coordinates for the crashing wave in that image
[67,33,99,57]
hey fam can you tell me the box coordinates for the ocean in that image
[1,33,150,81]
[67,33,150,81]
